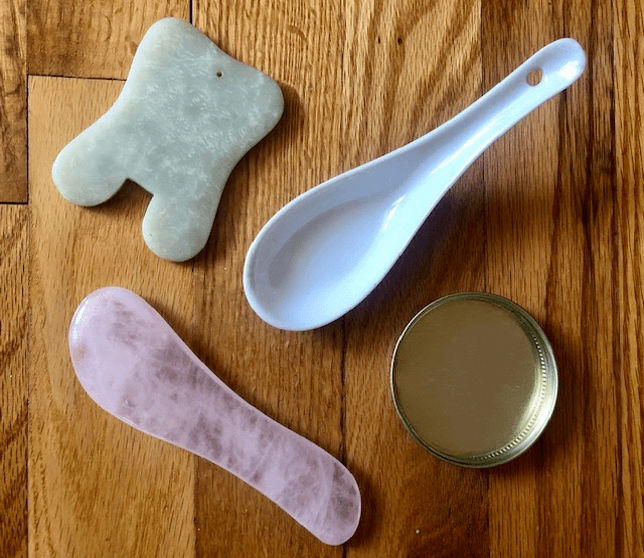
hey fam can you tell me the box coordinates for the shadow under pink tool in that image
[68,286,361,546]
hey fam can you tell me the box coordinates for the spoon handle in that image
[68,287,361,546]
[412,38,586,179]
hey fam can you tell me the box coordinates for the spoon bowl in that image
[244,39,586,331]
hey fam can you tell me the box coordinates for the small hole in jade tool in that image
[216,71,223,78]
[526,68,543,86]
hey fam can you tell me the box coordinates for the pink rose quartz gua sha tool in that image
[68,287,360,546]
[52,18,283,262]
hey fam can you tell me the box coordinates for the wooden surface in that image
[0,0,26,201]
[1,0,643,556]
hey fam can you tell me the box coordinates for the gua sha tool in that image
[52,18,284,262]
[68,287,361,546]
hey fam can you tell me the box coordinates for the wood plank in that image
[0,0,26,201]
[342,1,488,556]
[615,0,644,555]
[27,76,195,557]
[482,0,618,556]
[0,205,28,558]
[27,1,189,79]
[6,0,639,555]
[192,1,345,554]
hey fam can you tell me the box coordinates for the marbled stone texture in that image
[52,18,284,261]
[68,287,360,545]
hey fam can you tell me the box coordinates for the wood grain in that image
[0,206,28,558]
[342,1,489,556]
[27,76,195,557]
[193,1,345,554]
[27,0,189,79]
[0,0,26,201]
[615,0,644,554]
[0,0,639,555]
[482,0,620,556]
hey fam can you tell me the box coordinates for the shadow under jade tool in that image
[243,39,586,331]
[68,287,360,546]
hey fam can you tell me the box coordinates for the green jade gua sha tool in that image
[53,18,283,261]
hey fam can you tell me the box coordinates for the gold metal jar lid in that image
[391,293,557,467]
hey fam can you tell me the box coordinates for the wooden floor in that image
[2,0,643,556]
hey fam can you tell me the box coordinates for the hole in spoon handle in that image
[519,38,586,92]
[526,68,543,86]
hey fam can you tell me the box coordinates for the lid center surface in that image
[393,298,541,458]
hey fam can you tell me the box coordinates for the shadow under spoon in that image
[68,286,361,546]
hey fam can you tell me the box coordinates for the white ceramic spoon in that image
[243,39,586,331]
